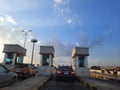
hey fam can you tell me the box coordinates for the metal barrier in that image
[90,72,120,81]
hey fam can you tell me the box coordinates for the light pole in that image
[22,30,32,48]
[31,39,37,65]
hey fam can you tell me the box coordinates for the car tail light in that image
[57,70,62,74]
[12,68,16,72]
[22,67,27,73]
[71,71,75,75]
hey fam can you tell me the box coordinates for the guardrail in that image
[90,72,120,81]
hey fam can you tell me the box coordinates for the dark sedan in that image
[55,66,76,81]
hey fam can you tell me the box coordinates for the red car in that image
[12,64,30,79]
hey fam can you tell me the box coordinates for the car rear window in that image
[58,66,73,71]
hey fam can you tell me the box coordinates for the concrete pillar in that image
[73,58,75,66]
[84,56,88,68]
[12,53,17,65]
[76,56,79,67]
[40,54,43,66]
[3,53,7,64]
[38,46,54,75]
[49,55,52,66]
[72,47,89,77]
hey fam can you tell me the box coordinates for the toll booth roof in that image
[72,47,89,57]
[39,46,54,55]
[3,44,26,55]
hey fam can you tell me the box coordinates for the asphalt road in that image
[44,79,88,90]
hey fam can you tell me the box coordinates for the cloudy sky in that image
[0,0,120,67]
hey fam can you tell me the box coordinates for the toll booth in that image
[37,46,55,75]
[3,44,26,69]
[72,47,90,77]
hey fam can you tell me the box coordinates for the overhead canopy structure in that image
[39,46,54,57]
[38,46,55,75]
[72,47,89,58]
[3,44,26,66]
[72,47,90,77]
[3,44,26,56]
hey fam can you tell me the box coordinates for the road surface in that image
[0,76,50,90]
[44,79,88,90]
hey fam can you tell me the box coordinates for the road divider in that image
[78,77,98,90]
[1,76,51,90]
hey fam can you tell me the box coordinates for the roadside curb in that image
[78,78,98,90]
[39,77,50,90]
[32,76,51,90]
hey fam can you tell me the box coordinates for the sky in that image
[0,0,120,67]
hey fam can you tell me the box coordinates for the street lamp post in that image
[22,30,32,48]
[31,39,37,65]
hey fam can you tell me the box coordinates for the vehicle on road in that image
[12,64,37,78]
[29,64,37,77]
[0,64,18,87]
[12,64,30,79]
[55,66,76,81]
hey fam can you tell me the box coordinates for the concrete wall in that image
[37,66,52,75]
[75,67,90,77]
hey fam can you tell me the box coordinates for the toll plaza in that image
[2,44,26,69]
[72,47,90,77]
[1,45,120,90]
[37,46,55,75]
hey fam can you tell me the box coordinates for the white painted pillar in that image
[18,55,23,63]
[3,53,7,65]
[49,55,52,66]
[12,53,17,65]
[85,56,88,68]
[51,55,53,66]
[76,56,79,67]
[40,54,43,66]
[73,56,78,67]
[73,58,75,66]
[84,56,86,67]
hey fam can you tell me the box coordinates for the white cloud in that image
[38,38,74,66]
[5,15,17,25]
[0,15,17,25]
[76,31,88,47]
[0,17,4,23]
[66,19,72,24]
[60,8,71,14]
[54,0,80,25]
[0,0,50,14]
[0,25,33,63]
[54,0,69,4]
[54,56,72,66]
[0,24,73,66]
[0,26,114,67]
[54,0,63,4]
[54,0,70,13]
[75,42,80,46]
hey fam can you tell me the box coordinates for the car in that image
[0,64,18,87]
[55,66,76,81]
[12,64,30,79]
[29,66,37,77]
